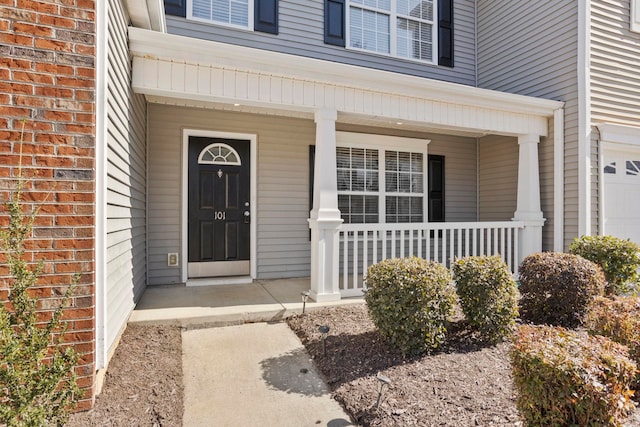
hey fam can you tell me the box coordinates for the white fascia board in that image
[124,0,166,32]
[128,27,563,117]
[597,123,640,146]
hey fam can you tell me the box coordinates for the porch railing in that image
[338,221,524,297]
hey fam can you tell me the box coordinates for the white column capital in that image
[314,108,337,123]
[517,133,540,145]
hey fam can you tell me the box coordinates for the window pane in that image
[386,172,398,192]
[337,147,351,168]
[411,173,423,192]
[352,170,365,191]
[337,169,350,191]
[352,148,365,168]
[412,153,423,172]
[366,171,379,191]
[350,7,390,53]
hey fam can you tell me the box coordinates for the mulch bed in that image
[66,324,183,427]
[287,304,640,427]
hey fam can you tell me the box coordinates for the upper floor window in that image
[324,0,453,67]
[190,0,252,29]
[348,0,435,62]
[165,0,278,34]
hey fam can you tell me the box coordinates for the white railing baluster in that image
[342,230,348,290]
[352,231,359,291]
[363,230,368,287]
[507,227,512,271]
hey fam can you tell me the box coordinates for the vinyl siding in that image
[147,105,316,283]
[477,0,578,249]
[590,0,640,234]
[478,135,517,221]
[591,0,640,125]
[165,0,477,86]
[106,0,147,352]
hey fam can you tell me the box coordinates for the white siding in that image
[590,0,640,235]
[477,0,578,249]
[106,0,147,352]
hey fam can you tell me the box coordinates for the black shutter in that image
[324,0,346,46]
[255,0,279,34]
[428,155,445,222]
[164,0,186,17]
[438,0,453,67]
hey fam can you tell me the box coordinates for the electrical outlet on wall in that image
[167,253,179,267]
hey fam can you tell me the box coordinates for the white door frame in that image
[181,129,257,285]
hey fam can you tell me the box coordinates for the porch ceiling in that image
[130,28,563,138]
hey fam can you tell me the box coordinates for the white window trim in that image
[187,0,255,31]
[336,132,430,224]
[345,0,437,64]
[632,0,640,33]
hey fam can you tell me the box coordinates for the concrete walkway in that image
[129,279,361,426]
[182,323,353,426]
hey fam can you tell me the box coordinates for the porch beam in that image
[308,109,343,302]
[513,134,545,265]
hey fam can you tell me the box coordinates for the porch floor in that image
[129,277,364,327]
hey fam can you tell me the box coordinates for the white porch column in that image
[513,134,545,264]
[308,109,343,302]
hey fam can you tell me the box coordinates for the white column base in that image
[308,216,343,302]
[513,217,545,266]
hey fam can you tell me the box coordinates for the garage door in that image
[603,149,640,244]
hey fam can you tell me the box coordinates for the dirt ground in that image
[65,306,640,426]
[66,324,183,427]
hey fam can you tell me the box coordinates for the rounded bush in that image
[518,252,605,327]
[452,255,519,342]
[511,325,637,427]
[364,257,456,355]
[569,235,640,295]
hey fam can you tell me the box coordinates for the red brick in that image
[34,155,74,167]
[16,0,58,14]
[55,238,93,249]
[44,110,73,121]
[0,57,32,69]
[13,70,55,85]
[35,86,73,98]
[35,38,71,51]
[14,22,53,37]
[0,81,34,95]
[57,76,95,88]
[35,133,72,145]
[35,62,74,75]
[37,14,75,29]
[13,95,54,108]
[0,32,34,46]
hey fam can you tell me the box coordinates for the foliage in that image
[586,296,640,389]
[452,255,519,342]
[364,257,456,356]
[0,134,81,426]
[510,324,637,427]
[518,252,605,327]
[569,235,640,296]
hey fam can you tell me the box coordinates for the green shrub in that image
[452,255,518,342]
[518,252,605,327]
[365,257,456,355]
[511,325,637,427]
[569,235,640,295]
[0,131,81,426]
[586,296,640,389]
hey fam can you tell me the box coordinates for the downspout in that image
[95,0,108,378]
[553,108,565,252]
[595,126,603,236]
[474,0,478,87]
[577,0,591,236]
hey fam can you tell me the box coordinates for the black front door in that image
[188,137,250,277]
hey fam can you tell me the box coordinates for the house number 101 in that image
[214,211,226,220]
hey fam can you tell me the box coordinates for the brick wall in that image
[0,0,97,410]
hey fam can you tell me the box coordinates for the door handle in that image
[243,210,250,224]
